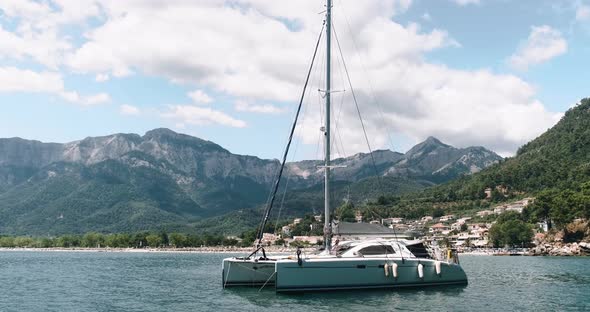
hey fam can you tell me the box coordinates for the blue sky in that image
[0,0,588,160]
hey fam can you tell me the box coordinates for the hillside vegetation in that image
[356,98,590,228]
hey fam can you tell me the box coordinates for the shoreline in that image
[0,246,306,254]
[2,247,586,257]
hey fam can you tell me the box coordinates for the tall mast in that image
[323,0,332,252]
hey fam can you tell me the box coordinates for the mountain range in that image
[0,128,501,235]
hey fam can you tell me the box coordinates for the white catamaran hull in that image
[222,256,467,292]
[274,258,467,292]
[222,258,277,287]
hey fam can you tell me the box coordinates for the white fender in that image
[384,263,389,277]
[417,263,424,279]
[435,261,442,276]
[391,262,398,279]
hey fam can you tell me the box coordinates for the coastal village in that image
[255,196,566,253]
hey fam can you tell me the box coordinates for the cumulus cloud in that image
[509,25,567,71]
[58,90,110,106]
[451,0,480,6]
[1,1,562,155]
[188,89,213,104]
[161,105,246,128]
[0,66,109,106]
[119,104,140,115]
[298,62,561,156]
[95,73,110,82]
[234,100,285,114]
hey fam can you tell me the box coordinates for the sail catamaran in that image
[222,0,468,292]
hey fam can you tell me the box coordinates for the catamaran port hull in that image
[274,258,467,292]
[222,258,277,287]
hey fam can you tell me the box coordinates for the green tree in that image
[335,202,356,222]
[14,236,34,247]
[169,233,187,248]
[55,235,80,248]
[489,212,534,247]
[82,232,105,248]
[0,236,15,247]
[146,234,163,247]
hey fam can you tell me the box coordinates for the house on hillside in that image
[381,217,404,225]
[476,210,494,217]
[421,216,433,222]
[355,211,363,223]
[429,223,450,234]
[281,225,291,235]
[290,236,322,245]
[439,215,456,222]
[261,233,278,246]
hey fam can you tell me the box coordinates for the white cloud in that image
[188,89,213,104]
[0,66,109,106]
[162,105,246,128]
[0,24,71,69]
[120,104,140,115]
[234,100,285,114]
[422,13,431,21]
[0,67,64,93]
[95,73,110,82]
[298,62,561,156]
[576,5,590,21]
[58,91,110,106]
[451,0,480,6]
[65,1,426,102]
[0,0,103,69]
[0,1,562,155]
[509,25,567,71]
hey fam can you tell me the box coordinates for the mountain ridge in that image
[0,129,501,235]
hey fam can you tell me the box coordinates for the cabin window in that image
[406,243,432,259]
[357,245,395,256]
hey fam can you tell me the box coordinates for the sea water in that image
[0,251,589,311]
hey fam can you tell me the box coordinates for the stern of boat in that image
[222,257,277,288]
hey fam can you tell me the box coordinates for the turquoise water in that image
[0,252,589,311]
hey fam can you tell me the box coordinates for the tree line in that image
[0,231,241,248]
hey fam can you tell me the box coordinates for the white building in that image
[421,216,433,222]
[439,215,456,222]
[381,217,404,225]
[281,225,291,235]
[261,233,278,246]
[476,210,494,217]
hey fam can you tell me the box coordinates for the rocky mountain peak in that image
[142,128,228,153]
[405,136,449,159]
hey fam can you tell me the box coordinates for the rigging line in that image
[332,27,349,159]
[273,59,315,232]
[332,23,381,189]
[332,21,401,242]
[255,22,325,248]
[336,0,397,153]
[265,39,323,227]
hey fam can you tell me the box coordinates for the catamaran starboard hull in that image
[274,258,467,292]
